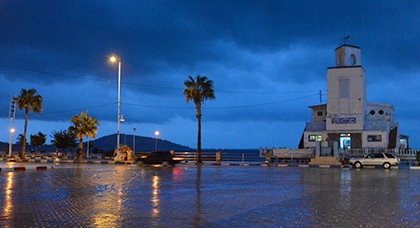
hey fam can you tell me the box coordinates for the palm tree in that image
[16,88,42,159]
[68,111,99,162]
[183,75,215,163]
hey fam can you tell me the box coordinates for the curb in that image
[1,160,418,172]
[191,162,351,168]
[0,160,135,172]
[4,159,129,164]
[0,166,50,172]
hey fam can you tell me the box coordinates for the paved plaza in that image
[0,162,419,227]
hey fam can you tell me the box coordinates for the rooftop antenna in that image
[341,34,355,46]
[344,35,350,44]
[319,90,322,103]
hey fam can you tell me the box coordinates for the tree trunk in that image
[196,104,202,163]
[197,116,202,163]
[20,111,29,160]
[77,136,84,162]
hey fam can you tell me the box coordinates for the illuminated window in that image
[367,135,382,142]
[309,135,322,142]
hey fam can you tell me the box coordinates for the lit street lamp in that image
[8,128,15,157]
[133,128,136,156]
[110,55,122,161]
[154,131,160,151]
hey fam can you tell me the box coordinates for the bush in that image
[103,150,114,157]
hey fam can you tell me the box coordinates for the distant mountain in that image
[87,134,193,152]
[0,134,193,153]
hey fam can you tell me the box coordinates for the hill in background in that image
[88,134,192,152]
[0,134,193,153]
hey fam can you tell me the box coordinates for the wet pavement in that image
[0,163,419,227]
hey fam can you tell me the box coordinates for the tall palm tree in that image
[16,88,42,159]
[183,75,215,163]
[68,111,99,162]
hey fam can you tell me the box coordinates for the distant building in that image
[300,44,408,155]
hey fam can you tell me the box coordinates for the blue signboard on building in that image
[331,117,356,124]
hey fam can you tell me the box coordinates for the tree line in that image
[15,130,77,155]
[12,74,215,163]
[14,88,99,162]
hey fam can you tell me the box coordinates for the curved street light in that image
[154,131,160,151]
[110,55,122,161]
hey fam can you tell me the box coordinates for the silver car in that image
[349,152,399,169]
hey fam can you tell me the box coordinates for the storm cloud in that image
[1,1,419,149]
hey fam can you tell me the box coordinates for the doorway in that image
[340,133,351,149]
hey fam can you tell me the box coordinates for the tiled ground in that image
[0,163,419,227]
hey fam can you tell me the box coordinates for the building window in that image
[370,110,375,115]
[379,110,384,115]
[367,135,382,142]
[339,79,350,98]
[309,135,322,142]
[317,111,323,116]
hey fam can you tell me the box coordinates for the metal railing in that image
[174,151,263,163]
[341,148,419,160]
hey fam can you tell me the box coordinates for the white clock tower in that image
[302,43,406,155]
[326,44,366,132]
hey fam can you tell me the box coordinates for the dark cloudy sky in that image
[1,1,419,149]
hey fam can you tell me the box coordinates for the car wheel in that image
[383,162,391,169]
[162,161,169,167]
[354,162,362,169]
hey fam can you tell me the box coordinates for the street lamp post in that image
[8,95,16,157]
[133,128,136,156]
[110,55,122,161]
[8,128,15,157]
[154,131,160,151]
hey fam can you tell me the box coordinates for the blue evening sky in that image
[1,1,419,149]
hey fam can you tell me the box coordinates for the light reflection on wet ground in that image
[0,164,419,227]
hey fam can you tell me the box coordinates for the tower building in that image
[301,44,408,154]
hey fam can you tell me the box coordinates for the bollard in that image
[265,150,271,163]
[216,151,221,164]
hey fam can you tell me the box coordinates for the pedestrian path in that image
[1,163,419,227]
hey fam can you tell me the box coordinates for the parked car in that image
[137,151,184,166]
[349,152,399,169]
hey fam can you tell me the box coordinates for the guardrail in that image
[342,148,419,161]
[173,151,264,163]
[1,150,264,162]
[0,152,107,159]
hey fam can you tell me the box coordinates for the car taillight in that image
[172,157,184,161]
